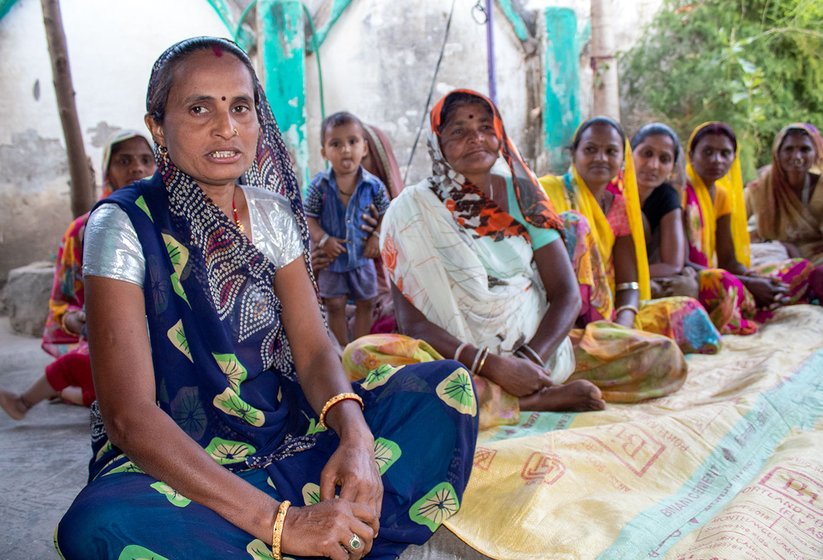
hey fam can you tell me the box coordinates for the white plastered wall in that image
[0,0,663,283]
[0,0,228,282]
[305,0,532,186]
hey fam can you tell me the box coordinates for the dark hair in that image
[320,111,364,144]
[438,92,492,131]
[631,122,681,163]
[572,116,626,151]
[146,36,259,125]
[689,122,737,156]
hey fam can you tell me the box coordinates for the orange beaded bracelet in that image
[318,392,365,429]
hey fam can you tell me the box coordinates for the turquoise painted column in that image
[309,0,352,50]
[0,0,19,21]
[257,0,309,189]
[543,7,581,173]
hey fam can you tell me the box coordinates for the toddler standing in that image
[306,112,391,345]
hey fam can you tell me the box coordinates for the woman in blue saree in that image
[56,37,477,560]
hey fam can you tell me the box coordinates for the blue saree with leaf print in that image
[56,35,477,560]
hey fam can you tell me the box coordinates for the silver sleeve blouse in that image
[83,186,305,286]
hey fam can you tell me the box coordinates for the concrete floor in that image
[0,316,89,559]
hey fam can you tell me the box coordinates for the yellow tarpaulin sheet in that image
[445,305,823,559]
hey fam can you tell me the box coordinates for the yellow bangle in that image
[318,392,365,428]
[271,499,291,560]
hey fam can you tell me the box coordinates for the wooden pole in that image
[41,0,94,217]
[590,0,620,119]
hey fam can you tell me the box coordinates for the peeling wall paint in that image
[258,0,309,189]
[0,0,226,283]
[531,0,663,172]
[304,0,533,184]
[543,6,580,172]
[0,130,69,192]
[310,0,352,49]
[0,0,663,284]
[498,0,530,42]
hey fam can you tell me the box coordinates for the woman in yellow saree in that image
[632,123,763,335]
[683,122,813,328]
[539,117,720,398]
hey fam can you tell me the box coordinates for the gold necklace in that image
[231,195,245,233]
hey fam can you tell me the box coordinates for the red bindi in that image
[468,113,474,119]
[221,96,226,101]
[211,46,224,57]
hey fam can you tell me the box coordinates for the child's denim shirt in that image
[305,167,391,272]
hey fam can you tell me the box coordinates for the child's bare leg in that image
[1,374,60,420]
[353,298,375,340]
[325,296,350,346]
[60,387,85,406]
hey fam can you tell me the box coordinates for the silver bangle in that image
[318,233,330,248]
[616,281,639,292]
[453,342,470,364]
[470,346,487,375]
[615,304,639,316]
[472,347,490,375]
[516,344,545,369]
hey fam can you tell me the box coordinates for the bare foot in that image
[0,389,29,420]
[519,380,606,412]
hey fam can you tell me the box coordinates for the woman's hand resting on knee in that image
[480,353,554,397]
[281,435,382,559]
[281,499,378,560]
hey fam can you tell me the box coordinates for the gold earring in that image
[158,145,169,164]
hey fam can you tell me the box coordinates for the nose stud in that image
[232,127,238,137]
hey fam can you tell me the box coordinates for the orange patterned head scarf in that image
[428,89,563,235]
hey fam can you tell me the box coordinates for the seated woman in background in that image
[539,118,717,390]
[746,122,823,300]
[683,122,813,326]
[360,123,405,333]
[0,130,154,419]
[632,123,689,291]
[347,89,606,428]
[632,123,757,335]
[56,37,477,560]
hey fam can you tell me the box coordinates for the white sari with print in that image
[381,180,574,384]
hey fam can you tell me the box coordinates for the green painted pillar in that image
[257,0,309,189]
[543,7,581,173]
[0,0,20,21]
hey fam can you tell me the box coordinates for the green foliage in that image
[619,0,823,179]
